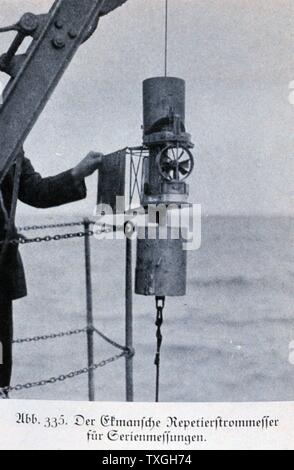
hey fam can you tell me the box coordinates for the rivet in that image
[52,36,65,49]
[68,30,78,39]
[55,20,64,29]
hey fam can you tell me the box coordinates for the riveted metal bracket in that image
[0,0,129,181]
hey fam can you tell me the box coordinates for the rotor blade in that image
[162,167,174,177]
[178,159,192,176]
[161,155,173,164]
[171,148,177,160]
[178,159,191,170]
[161,155,174,173]
[162,172,173,181]
[177,150,185,161]
[179,166,190,176]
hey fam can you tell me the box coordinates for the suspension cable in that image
[164,0,169,77]
[154,296,165,402]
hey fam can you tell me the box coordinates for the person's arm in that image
[18,152,103,209]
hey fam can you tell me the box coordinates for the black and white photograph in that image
[0,0,293,451]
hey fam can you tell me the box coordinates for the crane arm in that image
[0,0,128,182]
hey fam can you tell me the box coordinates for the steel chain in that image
[2,352,127,395]
[17,221,89,232]
[13,326,131,355]
[93,327,127,352]
[0,219,126,398]
[0,219,116,246]
[1,230,97,246]
[21,230,93,245]
[13,327,87,345]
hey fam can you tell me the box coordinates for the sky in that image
[0,0,293,217]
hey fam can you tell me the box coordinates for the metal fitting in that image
[68,30,78,39]
[19,13,38,34]
[126,347,135,359]
[52,35,66,49]
[54,19,64,29]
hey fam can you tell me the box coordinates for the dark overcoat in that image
[0,155,86,300]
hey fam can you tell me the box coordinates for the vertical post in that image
[125,235,134,402]
[84,218,95,402]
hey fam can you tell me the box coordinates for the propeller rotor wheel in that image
[156,144,194,182]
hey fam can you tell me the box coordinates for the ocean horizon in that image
[11,214,294,402]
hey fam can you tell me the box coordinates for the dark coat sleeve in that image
[18,157,87,208]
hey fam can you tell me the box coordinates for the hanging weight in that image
[135,226,187,297]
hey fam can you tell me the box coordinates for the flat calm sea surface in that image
[12,215,294,402]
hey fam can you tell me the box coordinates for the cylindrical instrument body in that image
[141,77,191,206]
[135,226,187,297]
[143,77,186,135]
